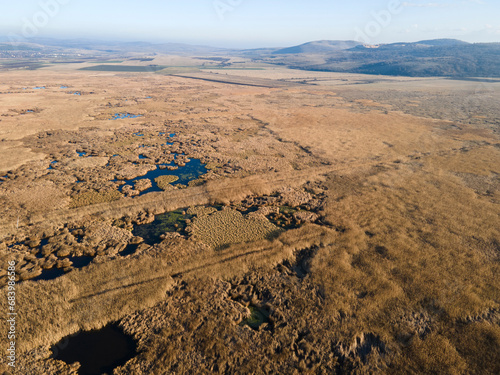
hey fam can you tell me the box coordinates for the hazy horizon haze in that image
[1,0,499,49]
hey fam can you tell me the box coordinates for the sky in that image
[0,0,499,48]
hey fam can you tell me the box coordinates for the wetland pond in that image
[117,157,207,196]
[47,160,58,170]
[110,113,143,120]
[32,255,94,282]
[132,209,193,245]
[240,305,271,330]
[51,323,137,375]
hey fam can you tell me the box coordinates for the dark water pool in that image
[133,209,192,245]
[120,243,139,256]
[118,157,207,196]
[47,160,58,170]
[51,324,137,375]
[35,239,50,259]
[69,256,93,269]
[32,255,94,282]
[240,305,271,330]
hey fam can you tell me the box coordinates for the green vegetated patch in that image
[155,175,179,190]
[133,209,193,245]
[79,65,168,72]
[239,305,271,330]
[69,190,123,208]
[279,206,297,215]
[157,67,201,75]
[191,208,283,250]
[0,61,48,70]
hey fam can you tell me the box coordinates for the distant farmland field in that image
[79,65,168,72]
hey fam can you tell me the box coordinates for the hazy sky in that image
[1,0,499,47]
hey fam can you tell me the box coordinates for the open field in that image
[0,65,499,374]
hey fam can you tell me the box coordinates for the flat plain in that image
[0,60,499,374]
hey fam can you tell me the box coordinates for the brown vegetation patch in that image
[69,190,123,208]
[65,156,109,169]
[0,69,499,374]
[154,175,179,190]
[0,180,69,217]
[191,208,283,250]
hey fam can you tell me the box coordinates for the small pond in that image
[117,157,207,196]
[47,160,58,170]
[32,256,94,282]
[110,113,143,120]
[51,323,137,375]
[239,305,271,330]
[120,243,140,256]
[132,209,193,245]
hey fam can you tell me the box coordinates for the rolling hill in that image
[255,39,500,78]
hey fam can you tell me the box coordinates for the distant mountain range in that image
[1,37,499,77]
[272,40,362,54]
[257,39,500,78]
[0,36,228,54]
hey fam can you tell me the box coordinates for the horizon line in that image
[1,35,500,50]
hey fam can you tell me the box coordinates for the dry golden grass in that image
[428,145,500,176]
[154,175,179,190]
[69,190,123,208]
[1,180,69,215]
[0,68,498,374]
[305,164,499,372]
[0,253,175,355]
[191,208,282,249]
[65,156,109,169]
